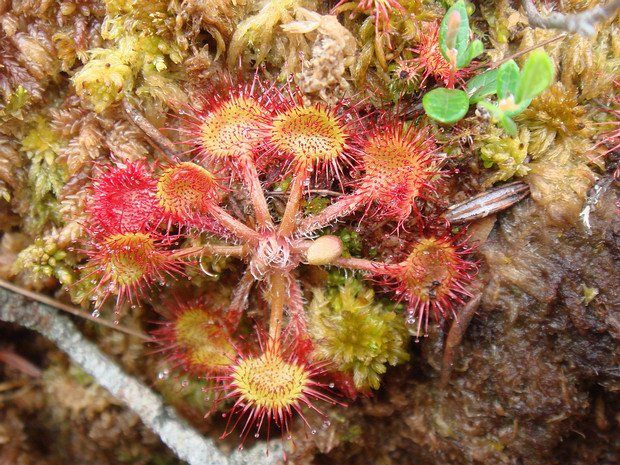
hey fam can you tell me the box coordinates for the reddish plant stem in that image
[296,192,369,236]
[286,275,308,339]
[226,268,255,330]
[241,159,274,231]
[268,272,287,346]
[207,204,260,245]
[330,256,391,273]
[278,168,306,237]
[201,244,249,258]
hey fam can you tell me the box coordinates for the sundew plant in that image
[75,73,480,447]
[5,0,618,462]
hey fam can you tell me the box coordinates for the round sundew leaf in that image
[270,105,348,167]
[423,88,470,124]
[359,117,437,221]
[173,307,237,371]
[156,162,219,218]
[198,96,268,161]
[90,161,159,234]
[100,232,159,287]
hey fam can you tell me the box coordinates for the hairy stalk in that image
[285,275,308,339]
[278,169,306,237]
[241,159,275,231]
[330,256,384,273]
[207,204,261,244]
[268,272,287,343]
[226,268,256,329]
[297,192,369,235]
[200,244,250,258]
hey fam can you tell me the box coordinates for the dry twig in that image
[523,0,620,37]
[0,286,283,465]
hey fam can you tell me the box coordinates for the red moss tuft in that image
[332,0,406,39]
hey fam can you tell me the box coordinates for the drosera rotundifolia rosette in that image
[73,72,481,453]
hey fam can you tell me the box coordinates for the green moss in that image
[309,276,411,391]
[331,227,362,258]
[477,126,530,184]
[72,0,187,112]
[12,237,74,287]
[19,117,68,234]
[0,85,30,123]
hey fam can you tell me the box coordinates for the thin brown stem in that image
[0,278,150,340]
[267,188,344,197]
[470,34,566,72]
[122,99,183,160]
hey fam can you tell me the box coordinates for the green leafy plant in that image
[422,0,482,123]
[423,2,554,135]
[476,49,554,135]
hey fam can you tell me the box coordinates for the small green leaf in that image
[423,88,470,124]
[439,1,470,64]
[497,60,520,100]
[499,114,517,135]
[466,68,498,103]
[457,38,483,69]
[516,48,554,103]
